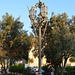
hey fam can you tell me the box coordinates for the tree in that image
[0,13,32,67]
[69,57,75,62]
[44,12,75,75]
[0,19,7,66]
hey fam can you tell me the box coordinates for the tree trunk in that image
[55,68,57,75]
[10,59,13,66]
[61,67,64,75]
[61,57,64,75]
[4,59,5,69]
[54,67,58,75]
[61,57,68,75]
[7,59,9,68]
[4,59,7,74]
[64,58,67,67]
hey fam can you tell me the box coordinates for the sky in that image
[0,0,75,34]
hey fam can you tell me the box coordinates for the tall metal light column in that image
[39,25,42,74]
[28,0,47,75]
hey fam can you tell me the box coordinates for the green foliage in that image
[72,66,75,70]
[9,64,32,75]
[9,65,18,73]
[28,58,34,63]
[65,66,73,72]
[17,64,25,73]
[24,68,32,75]
[57,71,67,75]
[0,13,32,61]
[65,66,75,75]
[44,12,75,75]
[69,57,75,62]
[9,64,24,73]
[30,12,75,75]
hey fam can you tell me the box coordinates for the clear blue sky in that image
[0,0,75,34]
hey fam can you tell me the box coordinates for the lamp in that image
[29,7,36,20]
[40,3,47,18]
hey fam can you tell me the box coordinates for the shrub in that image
[65,66,72,72]
[17,64,25,73]
[9,64,24,73]
[72,66,75,70]
[57,70,61,75]
[57,71,67,75]
[9,65,18,73]
[9,64,33,75]
[65,66,75,75]
[24,67,32,75]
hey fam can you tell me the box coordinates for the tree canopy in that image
[31,12,75,75]
[43,12,75,75]
[0,13,32,62]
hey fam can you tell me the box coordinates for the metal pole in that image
[38,26,42,75]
